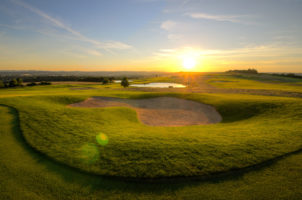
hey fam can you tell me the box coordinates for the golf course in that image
[1,72,302,199]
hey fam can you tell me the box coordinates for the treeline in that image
[0,76,130,89]
[26,81,52,86]
[0,78,53,88]
[271,73,302,79]
[226,69,258,74]
[0,78,23,88]
[0,76,116,83]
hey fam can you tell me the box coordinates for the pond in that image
[131,82,186,88]
[114,80,133,83]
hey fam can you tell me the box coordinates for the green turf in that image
[1,87,302,179]
[1,105,302,200]
[1,74,302,199]
[207,73,302,92]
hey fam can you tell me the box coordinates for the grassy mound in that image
[1,92,302,179]
[2,104,302,200]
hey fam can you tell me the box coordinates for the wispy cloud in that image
[60,46,103,58]
[152,44,302,61]
[160,20,176,31]
[167,34,182,40]
[10,0,132,50]
[185,12,250,24]
[84,49,103,56]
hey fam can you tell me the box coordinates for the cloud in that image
[167,34,182,40]
[160,21,182,40]
[84,49,103,56]
[101,41,133,50]
[61,46,103,57]
[152,44,302,62]
[185,12,246,23]
[160,20,176,31]
[9,0,132,50]
[159,49,177,53]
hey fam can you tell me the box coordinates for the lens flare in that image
[79,143,99,164]
[96,133,109,146]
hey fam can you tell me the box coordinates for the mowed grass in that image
[1,105,302,200]
[207,73,302,92]
[0,87,302,178]
[1,76,302,199]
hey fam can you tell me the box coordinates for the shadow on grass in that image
[2,104,302,194]
[217,102,279,123]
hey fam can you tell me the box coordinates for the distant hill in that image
[0,70,171,83]
[226,69,258,74]
[0,70,169,77]
[269,73,302,79]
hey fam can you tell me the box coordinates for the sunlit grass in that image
[1,74,302,199]
[207,73,302,92]
[1,89,302,178]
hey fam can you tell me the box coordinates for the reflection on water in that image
[114,80,133,83]
[131,82,186,88]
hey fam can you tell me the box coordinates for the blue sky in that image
[0,0,301,72]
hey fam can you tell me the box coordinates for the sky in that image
[0,0,302,72]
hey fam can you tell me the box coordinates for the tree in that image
[27,82,37,86]
[40,81,51,85]
[121,77,129,88]
[9,79,18,87]
[16,78,23,86]
[102,78,109,85]
[108,77,114,83]
[0,80,4,88]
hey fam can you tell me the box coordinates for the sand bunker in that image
[70,97,222,126]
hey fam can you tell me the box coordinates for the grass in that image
[131,76,176,84]
[1,105,302,199]
[1,89,302,179]
[1,74,302,199]
[207,73,302,92]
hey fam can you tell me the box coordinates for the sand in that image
[69,97,222,126]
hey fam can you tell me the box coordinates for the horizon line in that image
[0,69,302,73]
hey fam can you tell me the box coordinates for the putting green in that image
[1,92,302,179]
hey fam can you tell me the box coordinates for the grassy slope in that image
[1,105,302,200]
[0,87,302,178]
[207,73,302,92]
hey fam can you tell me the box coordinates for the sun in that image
[182,56,196,70]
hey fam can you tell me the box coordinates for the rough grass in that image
[1,105,302,200]
[1,90,302,178]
